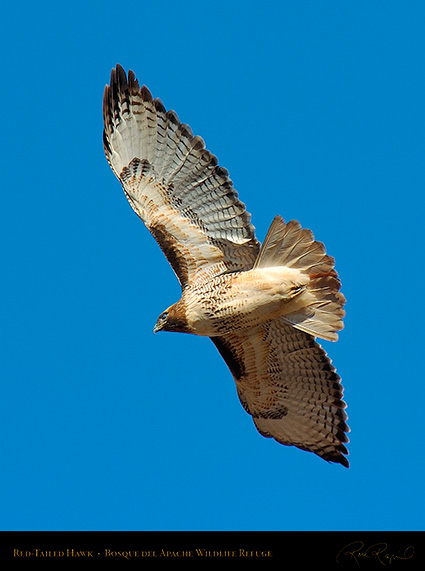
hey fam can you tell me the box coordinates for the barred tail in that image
[255,216,345,341]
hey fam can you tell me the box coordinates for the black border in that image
[1,531,423,568]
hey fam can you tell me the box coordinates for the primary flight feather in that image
[103,64,349,467]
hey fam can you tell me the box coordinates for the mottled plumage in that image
[103,64,349,467]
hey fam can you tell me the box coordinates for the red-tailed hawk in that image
[103,65,349,467]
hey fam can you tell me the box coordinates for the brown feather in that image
[211,321,349,467]
[103,65,260,288]
[103,65,349,467]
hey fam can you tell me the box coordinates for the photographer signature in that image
[336,541,414,567]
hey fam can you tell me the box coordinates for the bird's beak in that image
[153,322,161,335]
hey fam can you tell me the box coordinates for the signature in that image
[336,541,414,567]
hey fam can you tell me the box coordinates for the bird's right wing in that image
[211,319,349,467]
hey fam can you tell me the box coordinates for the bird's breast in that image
[184,267,308,336]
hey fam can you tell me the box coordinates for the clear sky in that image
[1,1,424,531]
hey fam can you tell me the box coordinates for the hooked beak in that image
[153,322,161,334]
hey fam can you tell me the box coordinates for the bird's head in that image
[153,301,190,334]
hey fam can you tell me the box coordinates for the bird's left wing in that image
[211,319,350,467]
[103,65,260,288]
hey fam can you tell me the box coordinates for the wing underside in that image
[211,319,349,467]
[103,65,260,287]
[103,65,349,467]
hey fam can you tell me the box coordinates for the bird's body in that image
[103,65,349,467]
[164,267,308,337]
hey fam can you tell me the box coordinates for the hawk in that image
[103,65,349,467]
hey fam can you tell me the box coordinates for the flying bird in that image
[103,64,349,467]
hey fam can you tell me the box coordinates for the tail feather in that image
[256,216,345,341]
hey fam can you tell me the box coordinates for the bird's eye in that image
[160,312,168,321]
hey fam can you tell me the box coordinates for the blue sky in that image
[1,1,424,531]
